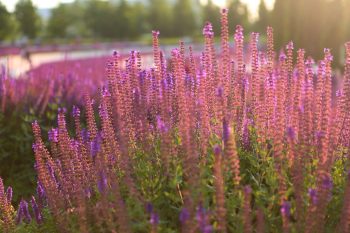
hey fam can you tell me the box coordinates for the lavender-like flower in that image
[286,41,294,50]
[90,133,101,158]
[37,182,46,206]
[48,128,58,143]
[156,116,168,133]
[280,201,291,218]
[150,212,159,225]
[322,175,333,190]
[308,188,317,205]
[146,202,153,214]
[222,120,229,143]
[72,105,80,118]
[30,196,43,224]
[179,207,190,224]
[196,205,212,233]
[203,22,214,38]
[97,171,108,193]
[216,86,224,98]
[213,144,221,156]
[286,127,296,141]
[20,200,32,223]
[6,186,12,204]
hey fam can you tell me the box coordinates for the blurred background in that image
[0,0,350,65]
[1,0,350,203]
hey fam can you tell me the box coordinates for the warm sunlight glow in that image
[211,0,275,20]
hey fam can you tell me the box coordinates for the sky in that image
[1,0,275,19]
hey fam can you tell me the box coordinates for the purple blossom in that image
[322,175,333,190]
[150,212,159,225]
[308,188,317,204]
[48,128,58,143]
[152,30,160,37]
[90,134,101,158]
[280,201,291,218]
[6,186,12,204]
[213,144,221,155]
[286,127,296,141]
[279,51,287,62]
[179,208,190,223]
[16,204,23,224]
[37,182,46,205]
[203,22,214,38]
[156,116,168,133]
[315,131,325,141]
[216,86,224,98]
[234,25,244,42]
[72,105,80,118]
[196,205,212,233]
[286,41,294,50]
[146,202,153,213]
[318,61,326,76]
[31,196,43,224]
[58,107,67,114]
[222,120,229,143]
[244,185,252,194]
[97,171,108,193]
[20,200,32,223]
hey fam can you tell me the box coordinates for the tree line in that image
[1,0,350,65]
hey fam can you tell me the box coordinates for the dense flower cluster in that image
[1,9,350,233]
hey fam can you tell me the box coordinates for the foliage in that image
[14,0,41,39]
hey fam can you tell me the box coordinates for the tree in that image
[0,3,17,41]
[202,0,221,35]
[47,1,89,39]
[254,0,271,33]
[173,0,197,37]
[47,4,72,38]
[148,0,173,37]
[14,0,41,39]
[227,0,250,32]
[84,0,118,38]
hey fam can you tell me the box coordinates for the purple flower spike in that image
[222,120,229,143]
[179,208,190,223]
[37,182,45,204]
[6,186,12,204]
[20,200,32,223]
[72,105,80,118]
[222,8,228,14]
[90,134,101,158]
[58,107,67,114]
[102,87,111,97]
[97,171,108,193]
[286,127,296,141]
[156,116,168,133]
[48,128,58,143]
[203,225,213,233]
[216,86,224,98]
[308,188,317,205]
[286,41,294,50]
[213,144,221,155]
[113,50,119,57]
[279,51,287,62]
[322,175,333,190]
[203,22,214,38]
[280,201,291,218]
[244,185,252,194]
[146,202,153,213]
[31,196,43,224]
[152,30,160,37]
[16,204,23,224]
[150,212,159,225]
